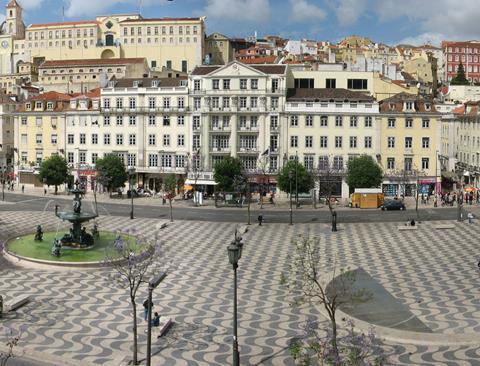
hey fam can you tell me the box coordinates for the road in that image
[0,192,460,223]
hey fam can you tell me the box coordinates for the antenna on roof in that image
[62,0,65,22]
[138,0,143,14]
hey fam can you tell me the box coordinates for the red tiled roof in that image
[452,105,465,114]
[29,20,98,28]
[120,17,201,23]
[191,66,221,75]
[240,56,277,64]
[40,58,146,68]
[30,91,71,102]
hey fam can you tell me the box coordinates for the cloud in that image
[332,0,367,27]
[289,0,326,22]
[64,0,169,18]
[201,0,271,22]
[19,0,46,10]
[398,32,446,47]
[375,0,480,40]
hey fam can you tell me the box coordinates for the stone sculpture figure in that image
[34,225,43,241]
[51,239,62,257]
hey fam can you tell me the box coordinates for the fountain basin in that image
[56,211,98,223]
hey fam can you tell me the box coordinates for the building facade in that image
[0,1,205,77]
[442,40,480,83]
[379,93,441,197]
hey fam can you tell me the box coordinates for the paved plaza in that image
[1,210,480,365]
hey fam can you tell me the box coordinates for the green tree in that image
[450,63,470,85]
[95,154,128,196]
[38,154,69,194]
[164,174,177,222]
[213,156,243,192]
[277,160,314,194]
[346,155,383,192]
[233,171,252,225]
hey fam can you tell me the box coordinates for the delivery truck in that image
[349,188,384,209]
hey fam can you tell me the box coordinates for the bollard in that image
[258,215,263,226]
[332,211,337,232]
[0,295,3,318]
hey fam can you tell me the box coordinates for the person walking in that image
[151,312,161,337]
[21,184,25,193]
[143,298,153,322]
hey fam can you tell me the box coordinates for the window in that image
[148,115,156,126]
[326,78,336,88]
[193,116,201,130]
[178,134,185,146]
[36,134,42,144]
[80,133,86,144]
[422,137,430,148]
[306,115,314,127]
[116,116,123,126]
[422,119,430,128]
[104,133,110,145]
[128,97,136,109]
[148,97,156,109]
[116,98,123,108]
[103,115,110,126]
[223,79,230,90]
[350,116,358,127]
[333,156,343,170]
[163,134,170,146]
[387,137,395,148]
[129,134,136,145]
[364,136,372,148]
[404,158,412,172]
[405,101,414,110]
[194,97,201,110]
[365,116,372,127]
[347,79,368,90]
[388,118,396,128]
[177,115,185,126]
[223,97,230,108]
[305,136,313,148]
[163,116,170,126]
[212,79,220,89]
[294,78,314,88]
[92,134,98,144]
[349,136,357,148]
[163,97,170,108]
[405,118,413,128]
[36,117,42,126]
[129,115,136,126]
[405,137,412,148]
[51,134,57,144]
[193,135,200,149]
[290,115,298,127]
[251,79,258,89]
[116,134,123,145]
[67,134,74,144]
[335,136,342,148]
[79,152,86,165]
[387,158,395,170]
[193,80,201,91]
[148,134,156,146]
[304,155,314,171]
[148,154,158,167]
[320,116,329,127]
[91,153,98,165]
[250,97,258,108]
[127,153,136,167]
[161,154,172,168]
[239,97,247,108]
[320,136,328,148]
[178,97,185,109]
[422,157,429,170]
[21,116,27,125]
[335,116,343,127]
[290,136,298,148]
[240,79,247,90]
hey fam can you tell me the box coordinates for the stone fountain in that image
[55,180,98,248]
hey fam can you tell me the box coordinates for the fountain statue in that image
[34,225,43,241]
[55,180,98,248]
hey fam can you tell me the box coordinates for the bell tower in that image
[6,0,25,39]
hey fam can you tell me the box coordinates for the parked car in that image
[380,200,406,211]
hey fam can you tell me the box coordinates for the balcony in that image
[210,147,230,153]
[238,147,258,154]
[270,125,279,133]
[238,126,259,132]
[210,126,231,132]
[100,106,190,114]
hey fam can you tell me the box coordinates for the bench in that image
[398,226,418,231]
[435,224,456,230]
[5,294,30,312]
[157,317,173,338]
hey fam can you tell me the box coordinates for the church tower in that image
[5,0,25,39]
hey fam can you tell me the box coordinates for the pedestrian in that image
[44,188,47,195]
[258,214,263,226]
[434,195,438,208]
[151,312,161,336]
[468,212,474,224]
[21,184,24,193]
[143,298,153,322]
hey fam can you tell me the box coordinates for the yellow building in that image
[13,91,70,184]
[205,33,233,65]
[0,1,205,77]
[379,93,441,197]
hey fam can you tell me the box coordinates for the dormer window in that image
[35,101,43,109]
[108,81,115,88]
[180,80,187,87]
[133,80,141,87]
[425,103,431,111]
[405,101,414,110]
[26,103,31,110]
[389,103,395,111]
[70,100,76,109]
[47,102,54,110]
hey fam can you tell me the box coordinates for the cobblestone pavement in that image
[1,211,480,365]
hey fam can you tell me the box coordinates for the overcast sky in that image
[10,0,480,46]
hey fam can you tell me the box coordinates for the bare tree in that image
[257,155,269,209]
[281,236,373,364]
[233,170,252,225]
[315,158,342,230]
[0,327,22,366]
[164,174,177,222]
[187,150,202,207]
[104,231,170,365]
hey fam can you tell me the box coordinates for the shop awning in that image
[184,179,218,186]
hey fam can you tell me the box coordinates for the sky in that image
[8,0,480,46]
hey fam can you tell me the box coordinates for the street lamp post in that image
[146,272,167,366]
[295,152,299,208]
[288,170,293,225]
[129,167,135,219]
[227,231,243,366]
